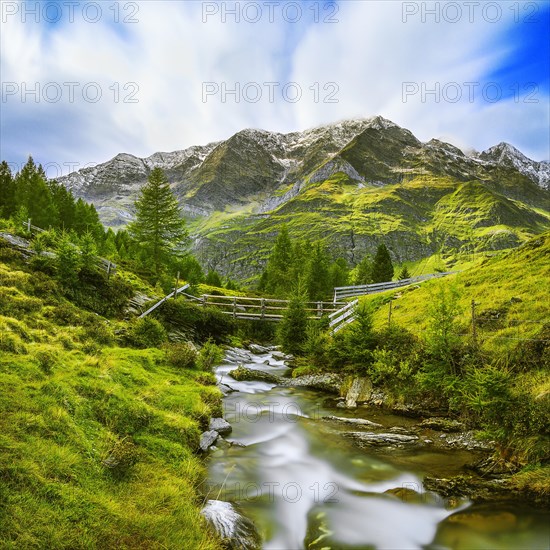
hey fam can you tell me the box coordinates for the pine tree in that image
[371,244,394,283]
[355,255,373,285]
[205,269,222,287]
[264,225,293,296]
[277,284,309,355]
[329,258,349,289]
[128,168,188,278]
[305,242,331,301]
[15,157,57,228]
[0,162,16,219]
[398,265,411,280]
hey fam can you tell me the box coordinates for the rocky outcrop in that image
[344,431,419,448]
[423,475,549,507]
[343,377,372,408]
[419,417,466,432]
[228,366,282,384]
[279,373,343,393]
[322,415,382,428]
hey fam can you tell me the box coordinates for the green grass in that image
[366,232,550,353]
[0,255,221,548]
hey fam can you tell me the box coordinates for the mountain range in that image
[59,116,550,280]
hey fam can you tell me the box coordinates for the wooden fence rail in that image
[328,299,358,334]
[333,271,457,301]
[200,294,346,321]
[139,284,190,318]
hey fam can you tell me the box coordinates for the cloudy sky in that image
[1,0,549,176]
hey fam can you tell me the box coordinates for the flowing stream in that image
[207,348,549,550]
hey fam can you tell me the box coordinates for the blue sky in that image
[1,0,549,176]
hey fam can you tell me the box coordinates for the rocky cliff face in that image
[58,117,550,278]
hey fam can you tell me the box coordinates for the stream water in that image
[207,348,549,550]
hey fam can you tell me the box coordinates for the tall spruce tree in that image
[371,243,394,283]
[128,167,187,277]
[305,242,331,301]
[264,225,293,296]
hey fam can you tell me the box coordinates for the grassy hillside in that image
[350,232,550,473]
[0,244,221,548]
[190,173,550,281]
[366,232,550,353]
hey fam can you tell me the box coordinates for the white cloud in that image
[1,0,548,173]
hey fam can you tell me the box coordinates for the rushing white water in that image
[208,348,550,550]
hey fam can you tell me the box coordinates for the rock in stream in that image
[201,499,261,550]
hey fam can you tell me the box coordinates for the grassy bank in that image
[0,242,222,548]
[291,233,549,497]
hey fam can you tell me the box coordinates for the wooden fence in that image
[333,271,457,301]
[200,294,347,321]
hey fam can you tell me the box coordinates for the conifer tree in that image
[355,255,373,285]
[264,225,293,296]
[329,258,349,289]
[128,168,188,278]
[0,162,16,218]
[205,269,223,287]
[305,242,331,301]
[277,283,309,355]
[399,265,411,280]
[15,157,57,228]
[371,244,394,283]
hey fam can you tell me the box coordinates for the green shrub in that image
[165,342,198,369]
[0,332,27,354]
[196,339,224,372]
[46,303,83,326]
[128,317,167,349]
[155,300,235,344]
[27,270,59,299]
[102,436,140,479]
[34,349,57,374]
[29,254,57,275]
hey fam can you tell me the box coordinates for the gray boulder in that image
[210,417,232,436]
[199,430,219,451]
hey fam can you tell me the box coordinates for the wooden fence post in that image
[173,271,180,299]
[317,302,323,318]
[233,297,237,319]
[261,298,265,319]
[388,300,393,328]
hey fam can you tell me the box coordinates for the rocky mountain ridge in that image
[59,116,549,226]
[57,117,550,279]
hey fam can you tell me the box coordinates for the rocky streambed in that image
[200,346,550,549]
